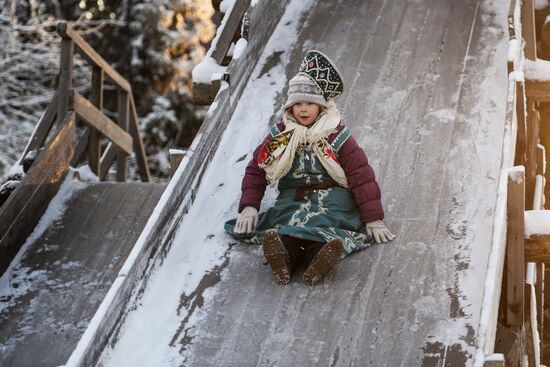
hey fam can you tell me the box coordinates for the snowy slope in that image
[97,0,510,365]
[98,1,311,365]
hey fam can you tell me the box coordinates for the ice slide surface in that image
[0,181,166,366]
[101,0,509,365]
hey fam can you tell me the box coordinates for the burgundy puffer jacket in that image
[239,122,384,223]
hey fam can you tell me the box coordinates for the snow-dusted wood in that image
[0,182,166,366]
[169,149,185,177]
[99,143,116,181]
[210,0,251,65]
[73,91,133,155]
[507,167,525,326]
[0,113,75,274]
[192,0,251,104]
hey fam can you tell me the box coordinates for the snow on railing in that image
[192,0,251,104]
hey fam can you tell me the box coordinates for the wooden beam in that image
[507,167,525,326]
[57,22,131,93]
[129,94,151,182]
[71,127,90,167]
[88,67,103,176]
[116,90,129,182]
[73,91,133,155]
[516,81,527,167]
[21,91,58,161]
[0,112,76,274]
[521,0,537,60]
[483,354,505,367]
[525,235,550,262]
[56,37,74,126]
[99,143,117,181]
[525,80,550,102]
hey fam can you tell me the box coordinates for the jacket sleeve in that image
[338,135,384,223]
[238,134,270,213]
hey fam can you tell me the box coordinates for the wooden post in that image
[538,145,546,176]
[484,353,505,367]
[507,167,525,327]
[537,263,545,352]
[521,0,537,61]
[515,81,527,167]
[116,90,129,182]
[129,95,151,182]
[89,67,103,177]
[169,149,186,178]
[56,34,74,126]
[526,100,540,210]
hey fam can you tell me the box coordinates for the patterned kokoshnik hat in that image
[283,50,345,110]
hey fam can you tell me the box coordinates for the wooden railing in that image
[192,0,251,104]
[55,22,149,182]
[0,22,151,274]
[483,0,550,366]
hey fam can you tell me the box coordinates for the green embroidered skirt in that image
[225,185,374,257]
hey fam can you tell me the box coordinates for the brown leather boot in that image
[263,230,291,285]
[303,238,344,286]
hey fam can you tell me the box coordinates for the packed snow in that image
[0,172,86,313]
[524,58,550,81]
[525,210,550,237]
[98,0,314,365]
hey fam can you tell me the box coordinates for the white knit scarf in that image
[264,100,349,188]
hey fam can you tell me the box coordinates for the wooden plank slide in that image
[0,0,520,366]
[57,0,514,366]
[0,113,76,274]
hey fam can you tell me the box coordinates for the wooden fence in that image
[0,22,150,274]
[483,0,550,366]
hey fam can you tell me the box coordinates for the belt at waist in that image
[294,182,338,201]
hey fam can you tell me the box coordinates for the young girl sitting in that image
[225,50,395,285]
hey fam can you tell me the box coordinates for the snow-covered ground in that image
[99,0,313,365]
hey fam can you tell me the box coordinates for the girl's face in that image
[291,102,321,127]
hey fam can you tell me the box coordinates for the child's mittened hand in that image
[235,206,259,234]
[365,220,396,243]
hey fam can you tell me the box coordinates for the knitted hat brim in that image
[282,93,327,110]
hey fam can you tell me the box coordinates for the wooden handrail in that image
[52,22,150,182]
[20,90,59,161]
[57,22,131,92]
[210,0,251,64]
[73,91,133,155]
[192,0,250,105]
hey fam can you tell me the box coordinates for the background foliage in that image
[0,0,216,181]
